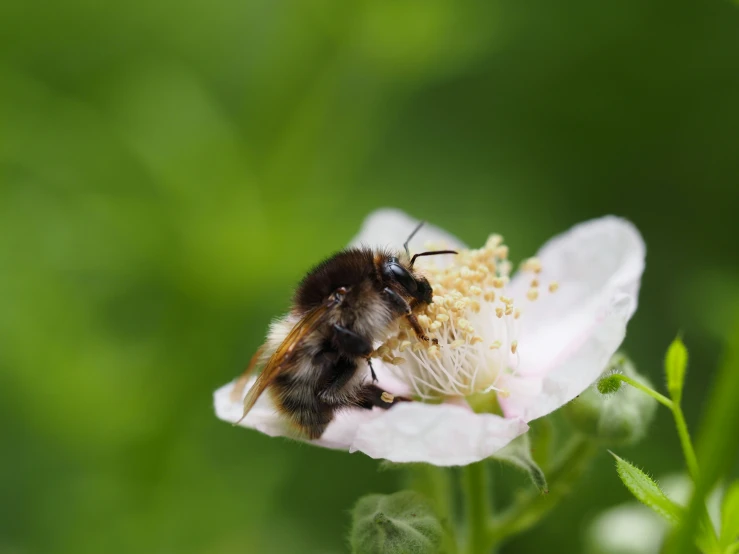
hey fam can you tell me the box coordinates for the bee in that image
[232,222,456,439]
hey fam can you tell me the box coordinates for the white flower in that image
[214,208,645,466]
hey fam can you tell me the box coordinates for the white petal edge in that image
[499,290,636,422]
[349,208,468,254]
[500,216,646,421]
[214,375,528,466]
[509,215,645,375]
[352,402,528,466]
[498,216,645,421]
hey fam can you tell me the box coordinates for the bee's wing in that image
[236,295,341,423]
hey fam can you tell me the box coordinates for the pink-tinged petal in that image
[510,216,645,375]
[214,378,376,451]
[499,291,636,421]
[351,402,528,466]
[214,359,528,465]
[349,208,468,253]
[501,216,645,421]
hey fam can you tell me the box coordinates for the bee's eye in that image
[385,262,418,294]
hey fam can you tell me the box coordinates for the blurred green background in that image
[2,0,738,552]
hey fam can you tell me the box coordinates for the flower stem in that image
[671,402,700,481]
[462,461,490,554]
[613,373,720,547]
[610,374,674,409]
[487,435,597,546]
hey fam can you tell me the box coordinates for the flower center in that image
[374,234,557,400]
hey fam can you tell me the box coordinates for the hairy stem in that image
[611,374,674,409]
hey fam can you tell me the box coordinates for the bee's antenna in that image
[403,221,426,259]
[410,250,458,268]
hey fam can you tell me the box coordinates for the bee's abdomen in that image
[271,372,335,440]
[271,350,363,440]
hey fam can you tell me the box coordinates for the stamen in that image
[377,233,548,400]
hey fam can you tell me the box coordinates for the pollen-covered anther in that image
[527,289,539,301]
[549,282,559,293]
[374,232,546,400]
[486,234,503,249]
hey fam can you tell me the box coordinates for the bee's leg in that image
[366,357,378,383]
[332,324,373,357]
[317,354,360,404]
[382,287,438,345]
[356,383,411,410]
[230,343,266,402]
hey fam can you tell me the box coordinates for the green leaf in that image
[720,481,739,549]
[492,433,549,493]
[611,452,683,523]
[350,491,443,554]
[665,335,689,403]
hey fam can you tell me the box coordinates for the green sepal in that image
[610,452,682,524]
[492,433,548,493]
[665,335,688,404]
[563,353,657,446]
[350,490,444,554]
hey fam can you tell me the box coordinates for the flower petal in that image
[214,359,528,465]
[501,216,645,421]
[214,378,379,451]
[352,402,528,466]
[499,293,635,421]
[349,208,467,253]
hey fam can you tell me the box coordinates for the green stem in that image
[488,435,597,546]
[671,402,700,481]
[613,372,720,548]
[670,403,721,550]
[611,374,674,409]
[462,461,490,554]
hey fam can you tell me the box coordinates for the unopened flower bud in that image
[350,491,443,554]
[563,353,657,446]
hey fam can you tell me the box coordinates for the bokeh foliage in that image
[1,0,738,552]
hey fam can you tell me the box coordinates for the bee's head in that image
[382,257,434,305]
